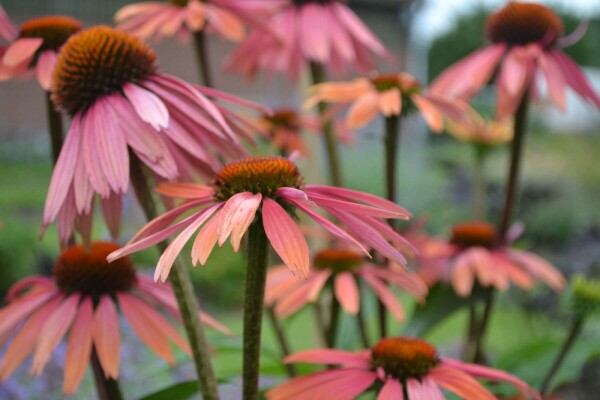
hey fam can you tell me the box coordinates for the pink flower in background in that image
[115,0,284,42]
[305,72,467,132]
[108,156,413,282]
[0,242,231,396]
[42,26,266,245]
[226,0,390,80]
[256,108,321,156]
[414,221,566,296]
[266,336,540,400]
[0,7,82,90]
[430,2,600,118]
[266,248,426,320]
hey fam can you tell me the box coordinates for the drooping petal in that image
[284,349,371,368]
[539,52,567,111]
[191,212,221,266]
[32,294,80,376]
[451,254,475,297]
[377,378,404,400]
[93,296,121,379]
[429,365,495,400]
[347,92,380,128]
[216,192,262,251]
[123,83,169,130]
[0,289,56,338]
[508,250,566,292]
[156,182,214,199]
[361,273,405,321]
[378,89,402,116]
[63,298,93,395]
[407,377,445,400]
[2,37,42,67]
[262,197,309,278]
[334,272,360,315]
[36,50,57,91]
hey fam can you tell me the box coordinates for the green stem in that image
[356,284,370,348]
[540,317,585,395]
[90,348,124,400]
[473,146,486,221]
[309,61,342,187]
[45,91,64,165]
[313,301,328,347]
[472,288,495,364]
[463,304,479,361]
[499,92,530,239]
[385,115,400,207]
[129,154,219,400]
[266,307,297,377]
[243,219,270,400]
[327,293,341,348]
[193,30,213,87]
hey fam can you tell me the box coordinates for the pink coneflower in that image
[42,26,264,245]
[225,0,389,80]
[266,248,426,320]
[415,221,566,296]
[0,242,230,396]
[115,0,283,42]
[108,155,412,282]
[305,72,466,132]
[266,336,540,399]
[256,108,320,156]
[0,8,82,90]
[430,2,600,118]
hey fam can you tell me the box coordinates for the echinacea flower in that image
[226,0,389,80]
[115,0,283,42]
[265,248,427,320]
[108,155,412,282]
[0,7,82,90]
[256,108,320,156]
[445,108,513,146]
[305,72,466,132]
[0,242,230,396]
[42,25,265,244]
[266,336,540,399]
[430,1,600,118]
[415,221,566,297]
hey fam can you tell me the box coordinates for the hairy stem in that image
[193,30,213,87]
[243,219,270,400]
[90,348,124,400]
[309,61,342,187]
[266,307,297,377]
[540,317,585,395]
[129,154,219,400]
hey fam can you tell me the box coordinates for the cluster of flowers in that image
[0,0,598,399]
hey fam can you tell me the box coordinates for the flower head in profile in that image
[430,1,600,118]
[0,7,82,90]
[0,242,230,396]
[266,336,540,400]
[42,26,265,245]
[226,0,390,80]
[305,72,467,132]
[414,221,566,296]
[115,0,283,42]
[445,108,513,146]
[256,108,321,156]
[266,247,427,320]
[108,155,412,282]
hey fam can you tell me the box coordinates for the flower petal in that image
[334,272,360,315]
[377,378,404,400]
[63,298,93,395]
[2,37,42,67]
[93,296,121,378]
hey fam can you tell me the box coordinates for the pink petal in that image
[300,4,330,62]
[334,272,360,315]
[63,298,93,395]
[451,254,475,297]
[117,293,175,364]
[361,273,405,321]
[378,89,402,116]
[413,94,444,132]
[408,377,445,400]
[5,277,53,302]
[123,83,169,130]
[217,192,262,251]
[32,294,80,376]
[508,250,566,292]
[43,115,83,225]
[285,349,371,368]
[307,192,405,219]
[2,37,42,67]
[262,197,309,278]
[93,296,121,378]
[333,2,385,55]
[550,50,600,107]
[156,203,221,282]
[429,365,495,400]
[114,3,167,22]
[35,50,57,91]
[347,92,380,128]
[274,282,315,318]
[377,378,404,400]
[205,5,245,41]
[0,290,56,338]
[156,183,214,199]
[100,192,122,239]
[0,4,17,41]
[0,296,62,381]
[539,52,567,111]
[191,212,221,266]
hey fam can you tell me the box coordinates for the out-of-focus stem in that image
[472,288,495,364]
[266,307,297,377]
[90,348,124,400]
[309,61,342,187]
[193,30,213,87]
[45,91,64,165]
[473,146,486,221]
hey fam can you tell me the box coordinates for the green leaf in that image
[403,283,486,337]
[137,381,199,400]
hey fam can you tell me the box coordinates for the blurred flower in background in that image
[445,107,513,147]
[0,6,82,90]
